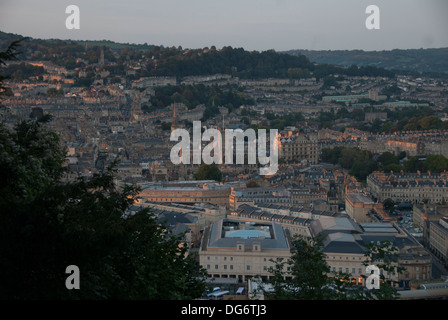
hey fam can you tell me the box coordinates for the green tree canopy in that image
[262,236,402,300]
[194,163,223,182]
[422,154,448,172]
[0,42,206,299]
[0,118,207,299]
[383,198,395,213]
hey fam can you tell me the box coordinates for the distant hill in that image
[0,31,395,80]
[285,48,448,75]
[2,30,446,77]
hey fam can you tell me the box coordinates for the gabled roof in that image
[310,216,363,238]
[323,232,366,254]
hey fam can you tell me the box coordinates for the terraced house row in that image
[367,170,448,204]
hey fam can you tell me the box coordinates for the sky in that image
[1,0,447,52]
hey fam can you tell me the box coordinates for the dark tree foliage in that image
[2,31,396,81]
[262,236,402,300]
[405,154,448,173]
[3,62,46,81]
[0,41,206,300]
[320,147,377,181]
[263,236,344,300]
[148,84,255,121]
[266,112,304,130]
[194,163,223,182]
[146,47,315,79]
[322,146,448,179]
[0,118,207,300]
[0,39,24,99]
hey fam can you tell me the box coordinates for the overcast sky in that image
[1,0,447,51]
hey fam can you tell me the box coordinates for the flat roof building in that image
[199,218,291,282]
[309,216,433,289]
[428,217,448,269]
[345,193,379,223]
[138,180,231,208]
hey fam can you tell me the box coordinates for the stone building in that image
[138,180,231,208]
[199,218,292,282]
[290,185,328,209]
[279,131,319,164]
[310,216,433,289]
[345,193,379,223]
[367,171,448,204]
[428,217,448,268]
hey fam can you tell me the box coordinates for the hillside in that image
[285,48,448,76]
[3,31,443,79]
[0,31,396,80]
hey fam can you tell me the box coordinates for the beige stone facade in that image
[279,131,319,164]
[291,186,327,209]
[345,193,379,223]
[199,219,292,282]
[367,171,448,204]
[138,180,231,207]
[428,217,448,267]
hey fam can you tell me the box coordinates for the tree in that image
[0,118,207,300]
[47,87,64,96]
[403,156,423,173]
[402,155,448,173]
[350,158,378,181]
[383,198,395,213]
[262,236,402,300]
[422,154,448,173]
[0,43,206,300]
[1,39,26,105]
[194,163,222,182]
[349,240,404,300]
[263,236,351,300]
[246,180,259,188]
[377,152,399,167]
[0,117,208,299]
[264,236,335,300]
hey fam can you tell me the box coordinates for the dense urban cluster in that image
[1,33,448,300]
